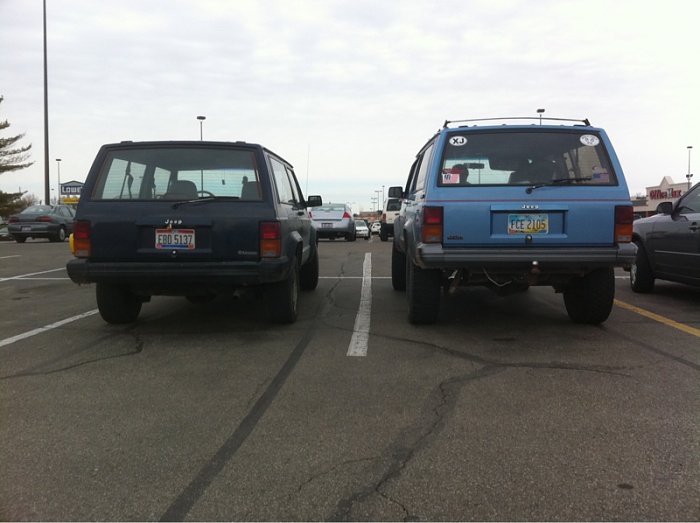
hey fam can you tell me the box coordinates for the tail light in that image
[73,220,91,258]
[381,213,387,222]
[343,211,352,220]
[614,205,633,243]
[260,221,281,258]
[36,216,53,223]
[422,206,443,243]
[8,216,19,223]
[308,211,313,218]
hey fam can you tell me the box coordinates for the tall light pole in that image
[43,0,50,205]
[687,146,693,190]
[382,185,385,206]
[375,190,381,210]
[537,108,545,125]
[197,115,206,140]
[56,158,62,204]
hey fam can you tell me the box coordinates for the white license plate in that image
[508,214,549,234]
[321,223,333,228]
[155,229,195,249]
[21,226,32,231]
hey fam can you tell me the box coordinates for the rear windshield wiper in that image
[526,177,593,194]
[171,196,239,209]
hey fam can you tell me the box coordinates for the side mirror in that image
[655,201,673,215]
[388,186,403,198]
[306,195,322,207]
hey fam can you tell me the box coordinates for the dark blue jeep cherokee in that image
[390,117,636,324]
[67,140,322,324]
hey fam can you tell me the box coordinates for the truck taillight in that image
[260,221,281,258]
[422,206,443,243]
[614,205,633,243]
[73,220,91,258]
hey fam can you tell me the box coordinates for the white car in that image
[370,221,381,234]
[354,220,370,240]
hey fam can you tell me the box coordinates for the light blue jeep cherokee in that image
[390,117,636,324]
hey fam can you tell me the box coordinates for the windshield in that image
[439,130,617,187]
[92,147,262,200]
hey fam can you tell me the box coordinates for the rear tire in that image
[630,240,655,293]
[300,248,319,291]
[96,283,142,324]
[563,267,615,324]
[266,258,299,323]
[380,229,388,242]
[13,236,26,243]
[407,259,441,324]
[391,242,407,291]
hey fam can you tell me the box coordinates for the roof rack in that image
[443,116,591,128]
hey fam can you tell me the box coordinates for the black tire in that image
[13,236,26,243]
[407,259,441,324]
[630,240,655,293]
[346,232,356,242]
[50,227,67,243]
[364,235,369,240]
[563,267,615,324]
[299,248,319,291]
[96,283,142,324]
[391,242,407,291]
[379,229,388,242]
[266,258,299,323]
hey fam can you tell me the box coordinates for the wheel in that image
[346,233,356,242]
[630,240,655,293]
[391,242,407,291]
[50,227,67,242]
[563,267,615,324]
[96,283,142,324]
[407,259,441,324]
[266,258,299,323]
[364,235,369,240]
[13,236,26,243]
[197,190,215,197]
[299,247,319,291]
[379,229,388,242]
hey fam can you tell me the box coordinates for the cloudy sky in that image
[1,0,698,211]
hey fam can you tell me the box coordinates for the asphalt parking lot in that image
[1,238,698,521]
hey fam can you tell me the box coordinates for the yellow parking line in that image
[614,299,700,338]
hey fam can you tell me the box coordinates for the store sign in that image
[649,188,683,200]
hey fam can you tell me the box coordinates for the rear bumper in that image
[415,243,637,271]
[66,257,291,289]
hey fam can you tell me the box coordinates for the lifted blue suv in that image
[67,140,322,324]
[390,117,636,324]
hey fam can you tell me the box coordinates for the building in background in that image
[632,176,690,218]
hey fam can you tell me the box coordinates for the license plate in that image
[155,229,195,249]
[21,226,32,231]
[508,214,548,234]
[321,223,333,228]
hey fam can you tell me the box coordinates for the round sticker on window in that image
[580,135,600,146]
[449,136,468,146]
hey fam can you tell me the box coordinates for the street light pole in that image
[197,115,206,140]
[687,146,693,190]
[56,158,62,204]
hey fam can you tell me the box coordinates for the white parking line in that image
[0,267,66,282]
[0,255,22,260]
[0,310,99,349]
[347,253,372,357]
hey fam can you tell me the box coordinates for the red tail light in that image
[381,213,387,221]
[422,206,443,243]
[614,205,633,243]
[36,216,53,223]
[308,211,313,218]
[260,221,281,258]
[73,220,91,258]
[8,216,19,223]
[343,212,352,220]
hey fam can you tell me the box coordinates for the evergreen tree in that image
[0,95,33,219]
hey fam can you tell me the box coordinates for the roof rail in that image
[443,116,591,128]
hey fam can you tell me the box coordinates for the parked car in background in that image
[310,204,356,241]
[66,140,323,324]
[354,219,370,240]
[0,226,12,241]
[380,198,401,241]
[7,204,75,242]
[371,221,381,235]
[390,116,635,325]
[630,181,700,292]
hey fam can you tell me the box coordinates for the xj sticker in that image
[449,136,467,146]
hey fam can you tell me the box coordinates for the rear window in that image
[92,147,262,200]
[438,130,617,187]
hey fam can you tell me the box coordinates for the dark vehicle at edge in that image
[630,181,700,292]
[7,204,75,243]
[66,140,323,324]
